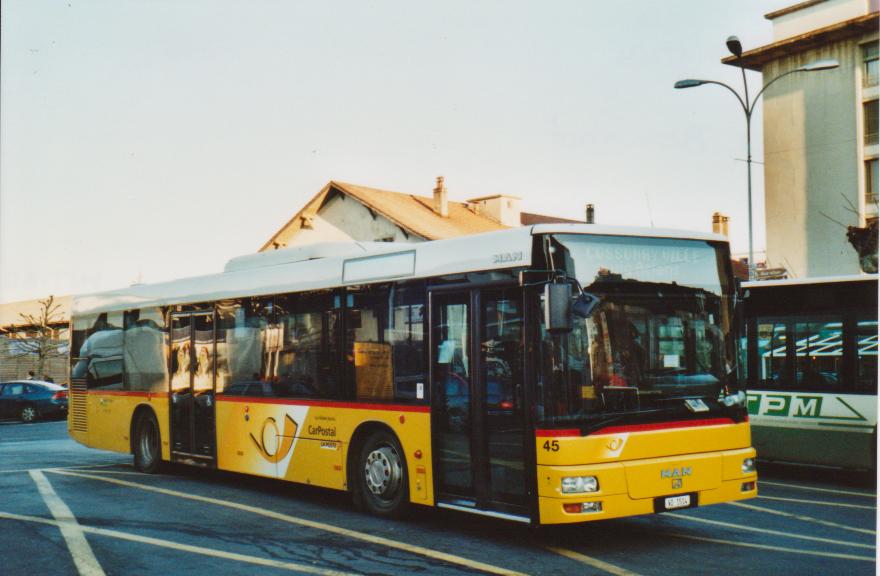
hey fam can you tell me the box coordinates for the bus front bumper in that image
[537,447,757,525]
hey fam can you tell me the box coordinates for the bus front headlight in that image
[561,476,599,494]
[742,458,755,473]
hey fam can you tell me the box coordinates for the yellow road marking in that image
[48,469,527,576]
[758,495,876,510]
[729,501,876,536]
[758,480,875,499]
[546,546,642,576]
[670,532,874,562]
[673,513,874,549]
[30,470,106,576]
[0,511,356,575]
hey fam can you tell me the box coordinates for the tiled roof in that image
[335,181,506,240]
[261,180,582,250]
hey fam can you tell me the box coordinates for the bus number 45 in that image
[543,440,560,452]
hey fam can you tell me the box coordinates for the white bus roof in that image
[72,224,727,316]
[743,274,879,289]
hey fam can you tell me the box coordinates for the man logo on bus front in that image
[250,414,299,463]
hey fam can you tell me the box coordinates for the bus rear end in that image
[533,231,756,523]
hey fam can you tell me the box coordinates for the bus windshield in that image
[537,234,738,427]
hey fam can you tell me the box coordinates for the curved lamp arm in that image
[748,68,801,116]
[676,79,748,116]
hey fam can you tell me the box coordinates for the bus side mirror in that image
[573,292,600,318]
[545,283,572,333]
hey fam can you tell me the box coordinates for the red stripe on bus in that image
[85,390,168,398]
[215,396,431,413]
[592,418,735,435]
[535,429,581,437]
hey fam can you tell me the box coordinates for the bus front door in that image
[431,289,529,520]
[169,312,217,465]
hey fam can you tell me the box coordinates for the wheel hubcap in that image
[140,420,157,464]
[364,446,402,499]
[22,407,35,422]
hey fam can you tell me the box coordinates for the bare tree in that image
[818,194,879,274]
[1,295,67,377]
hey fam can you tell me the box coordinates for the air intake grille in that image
[70,379,87,432]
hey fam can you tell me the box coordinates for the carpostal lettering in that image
[308,425,337,438]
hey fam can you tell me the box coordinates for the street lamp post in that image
[675,36,839,280]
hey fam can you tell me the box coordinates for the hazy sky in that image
[2,0,792,303]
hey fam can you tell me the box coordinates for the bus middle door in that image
[169,312,217,465]
[431,288,528,521]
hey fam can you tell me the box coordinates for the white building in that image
[728,0,878,278]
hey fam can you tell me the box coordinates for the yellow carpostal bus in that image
[69,224,756,524]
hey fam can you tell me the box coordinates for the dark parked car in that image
[0,380,68,423]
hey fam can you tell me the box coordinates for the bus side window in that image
[274,291,341,400]
[82,312,125,391]
[856,318,878,393]
[793,317,842,392]
[756,319,787,389]
[345,285,392,401]
[215,298,271,396]
[123,307,167,393]
[388,285,427,403]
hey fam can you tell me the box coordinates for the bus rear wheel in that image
[133,411,162,474]
[355,430,409,518]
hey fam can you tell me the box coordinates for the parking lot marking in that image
[0,511,357,576]
[673,513,875,549]
[546,546,642,576]
[29,470,106,576]
[669,532,875,562]
[729,501,876,536]
[48,469,528,576]
[759,495,876,510]
[758,481,875,499]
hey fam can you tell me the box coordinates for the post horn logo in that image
[250,414,298,463]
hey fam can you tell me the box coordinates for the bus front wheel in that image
[133,411,162,474]
[355,430,409,518]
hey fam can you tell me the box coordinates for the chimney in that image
[585,204,595,224]
[433,176,448,218]
[712,212,729,237]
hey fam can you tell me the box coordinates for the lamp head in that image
[799,59,840,72]
[674,79,705,89]
[726,35,743,57]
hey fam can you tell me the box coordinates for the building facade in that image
[0,296,70,384]
[729,0,878,278]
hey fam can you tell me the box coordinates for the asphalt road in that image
[0,419,875,576]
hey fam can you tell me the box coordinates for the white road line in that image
[48,469,528,576]
[60,469,153,477]
[729,501,876,536]
[759,495,876,510]
[759,480,876,499]
[0,463,129,475]
[673,513,874,549]
[669,532,874,562]
[0,511,356,576]
[547,546,642,576]
[29,470,106,576]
